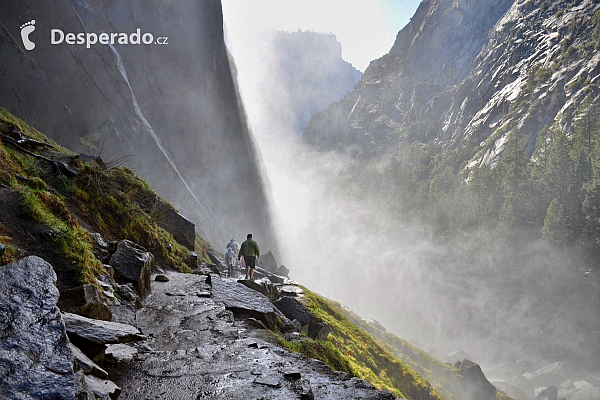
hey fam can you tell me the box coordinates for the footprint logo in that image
[20,20,36,51]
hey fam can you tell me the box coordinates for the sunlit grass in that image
[278,286,445,400]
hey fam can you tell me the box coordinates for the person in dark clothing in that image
[238,233,260,280]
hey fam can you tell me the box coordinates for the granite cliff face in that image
[0,0,276,249]
[303,0,600,166]
[258,30,362,136]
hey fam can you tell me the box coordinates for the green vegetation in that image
[18,185,104,283]
[353,97,600,273]
[0,108,210,283]
[72,162,201,271]
[279,288,514,400]
[283,287,445,400]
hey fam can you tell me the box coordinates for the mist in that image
[223,17,600,378]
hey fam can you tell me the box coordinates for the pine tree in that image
[542,198,568,247]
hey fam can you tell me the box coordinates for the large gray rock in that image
[238,277,280,302]
[69,342,108,379]
[62,312,146,345]
[59,283,113,321]
[274,296,312,326]
[277,264,290,278]
[207,251,225,272]
[109,239,155,298]
[84,374,121,400]
[153,198,196,251]
[0,256,79,399]
[273,296,330,340]
[210,274,284,329]
[258,250,278,273]
[90,232,111,263]
[456,359,497,400]
[308,321,331,341]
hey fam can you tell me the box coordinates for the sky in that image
[221,0,421,72]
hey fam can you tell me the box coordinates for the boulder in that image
[258,250,278,273]
[282,368,302,381]
[280,285,305,297]
[238,277,280,302]
[62,311,146,360]
[84,374,121,400]
[308,321,331,341]
[109,239,154,298]
[207,251,225,272]
[105,343,138,364]
[210,274,285,330]
[0,256,81,399]
[155,274,169,282]
[189,251,199,267]
[90,232,110,263]
[62,312,146,345]
[69,342,108,379]
[456,359,497,400]
[274,296,312,326]
[117,283,140,305]
[273,296,330,340]
[58,283,113,321]
[536,386,558,400]
[277,264,290,278]
[152,198,196,251]
[521,361,575,389]
[0,242,5,258]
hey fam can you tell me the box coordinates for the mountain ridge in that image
[303,0,600,167]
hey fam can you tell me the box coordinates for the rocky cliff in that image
[0,0,276,250]
[257,30,362,136]
[303,0,600,166]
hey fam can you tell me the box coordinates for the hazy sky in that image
[222,0,420,71]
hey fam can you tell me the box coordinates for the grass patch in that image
[292,287,444,400]
[73,163,195,272]
[18,186,103,283]
[0,108,213,283]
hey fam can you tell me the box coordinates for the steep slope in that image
[0,108,207,290]
[0,0,276,250]
[0,108,457,400]
[303,0,600,166]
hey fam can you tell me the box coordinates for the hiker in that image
[238,233,260,280]
[225,247,236,277]
[226,238,240,269]
[226,238,240,254]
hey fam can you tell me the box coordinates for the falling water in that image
[107,43,209,223]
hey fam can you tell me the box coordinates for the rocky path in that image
[109,271,398,400]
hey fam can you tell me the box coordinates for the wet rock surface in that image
[211,273,283,329]
[0,256,78,399]
[63,312,147,345]
[456,359,497,400]
[109,240,155,298]
[59,283,113,321]
[110,271,400,399]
